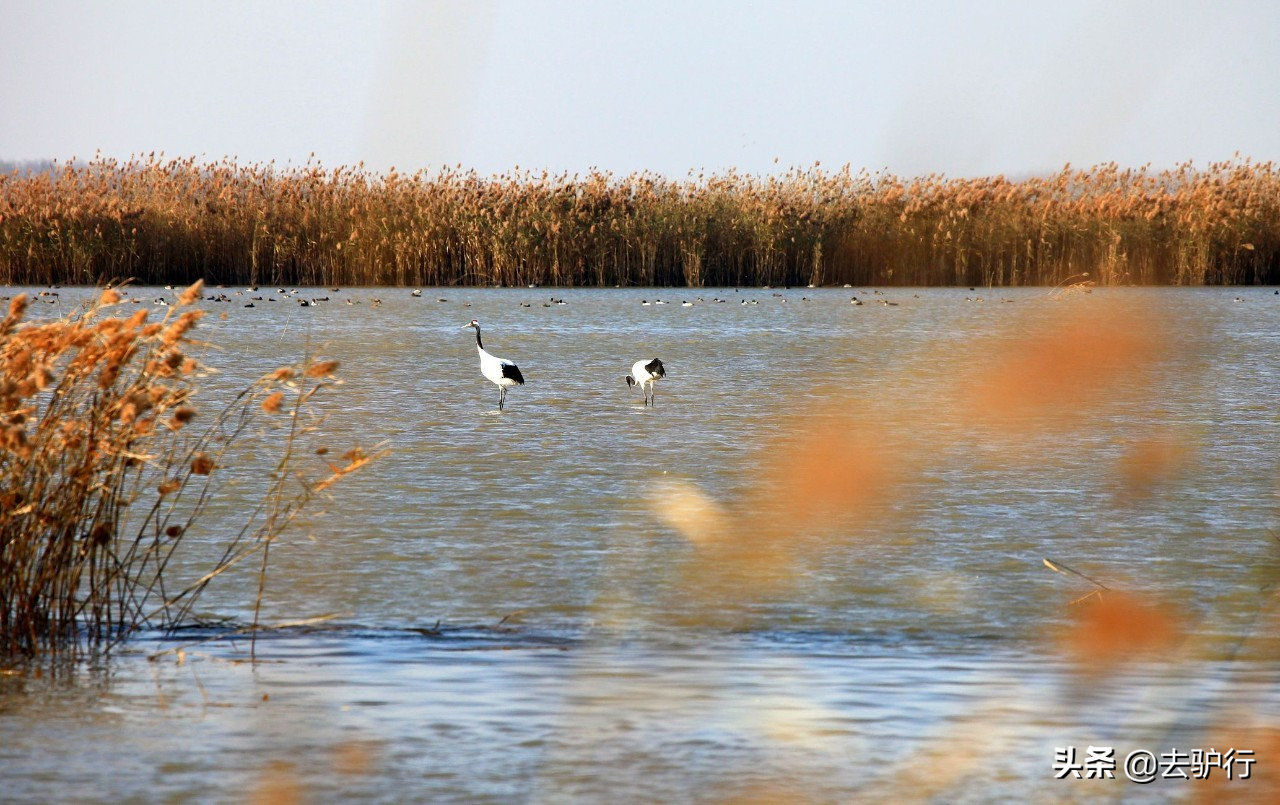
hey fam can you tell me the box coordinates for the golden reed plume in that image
[2,155,1277,288]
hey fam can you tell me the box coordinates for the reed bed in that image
[0,281,378,658]
[1,155,1277,288]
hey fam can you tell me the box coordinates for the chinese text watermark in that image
[1055,746,1255,783]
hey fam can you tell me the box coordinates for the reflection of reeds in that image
[0,283,380,658]
[2,156,1277,287]
[248,740,382,804]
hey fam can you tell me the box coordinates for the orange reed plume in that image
[1059,590,1183,675]
[956,300,1164,433]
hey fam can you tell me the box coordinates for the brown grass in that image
[1,155,1277,288]
[0,282,381,658]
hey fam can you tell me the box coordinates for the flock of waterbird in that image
[11,282,1273,413]
[448,286,935,412]
[450,285,943,411]
[192,285,670,412]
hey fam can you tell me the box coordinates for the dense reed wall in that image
[1,156,1277,287]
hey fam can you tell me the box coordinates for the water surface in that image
[2,285,1278,801]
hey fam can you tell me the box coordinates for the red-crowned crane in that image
[464,320,525,410]
[626,358,666,406]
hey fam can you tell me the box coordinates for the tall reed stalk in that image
[0,282,378,658]
[1,155,1277,288]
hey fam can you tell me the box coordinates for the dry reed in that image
[2,155,1276,288]
[0,282,380,658]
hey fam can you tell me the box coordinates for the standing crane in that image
[464,320,525,410]
[626,359,666,406]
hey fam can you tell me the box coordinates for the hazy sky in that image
[3,0,1278,179]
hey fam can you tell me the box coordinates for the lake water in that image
[2,285,1278,802]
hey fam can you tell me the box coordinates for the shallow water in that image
[2,284,1279,801]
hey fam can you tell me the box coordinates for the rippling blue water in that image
[2,285,1278,801]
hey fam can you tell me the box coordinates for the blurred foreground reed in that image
[634,295,1279,800]
[2,155,1277,288]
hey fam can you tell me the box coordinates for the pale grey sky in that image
[2,0,1278,178]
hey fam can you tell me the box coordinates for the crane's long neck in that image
[473,327,484,351]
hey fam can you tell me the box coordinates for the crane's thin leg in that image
[498,387,506,411]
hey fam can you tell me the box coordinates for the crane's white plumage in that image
[464,319,524,410]
[625,358,666,406]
